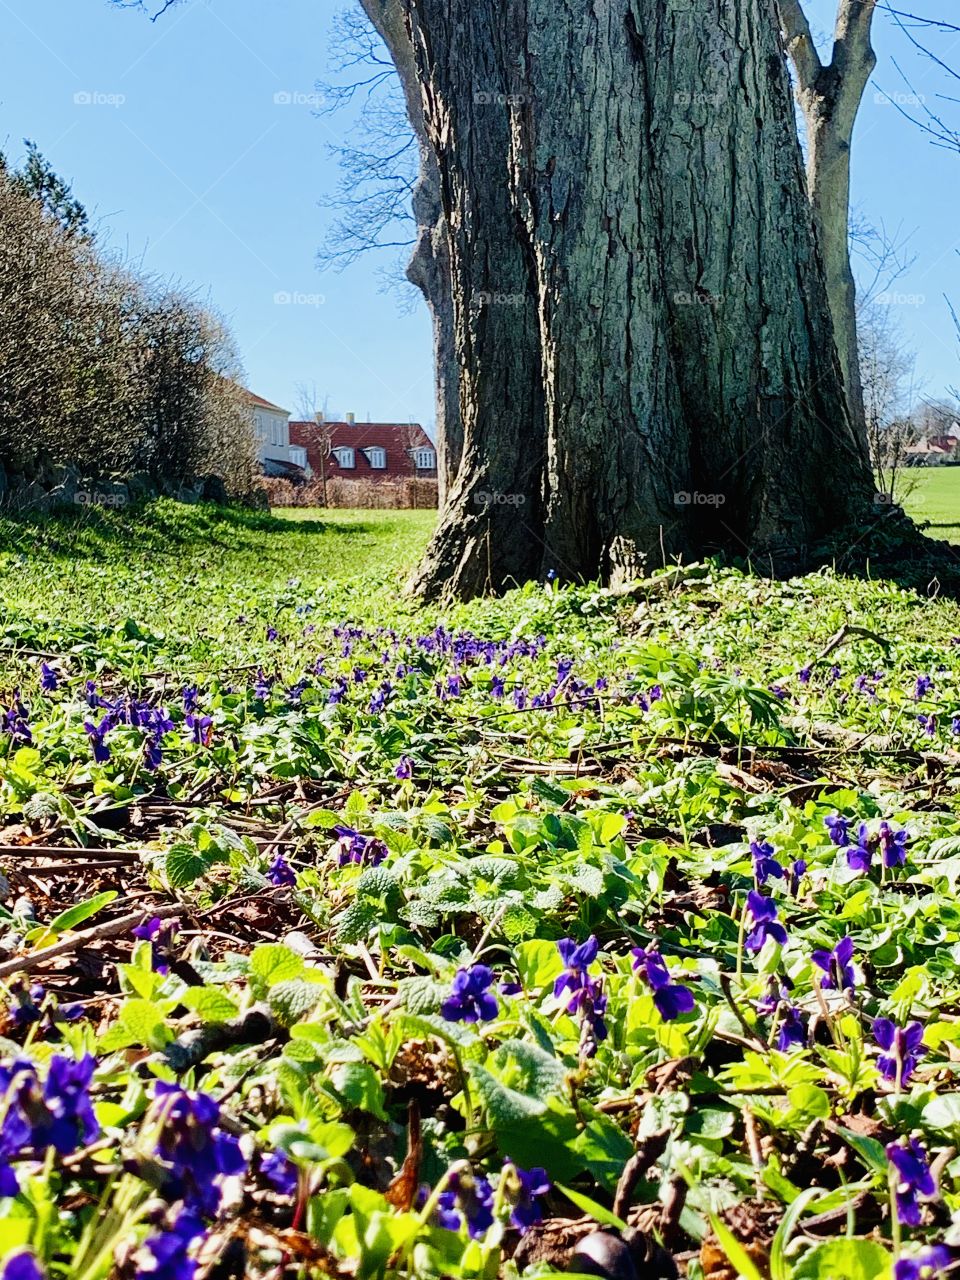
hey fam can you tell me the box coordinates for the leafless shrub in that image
[0,154,256,499]
[260,475,438,510]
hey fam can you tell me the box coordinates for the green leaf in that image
[328,1062,388,1121]
[166,843,209,888]
[179,987,239,1022]
[100,998,171,1052]
[397,976,444,1015]
[468,1063,547,1126]
[922,1093,960,1134]
[270,978,325,1026]
[48,890,117,934]
[250,944,304,987]
[516,939,564,991]
[556,1185,628,1231]
[336,901,379,945]
[835,1126,888,1175]
[502,905,538,942]
[791,1239,891,1280]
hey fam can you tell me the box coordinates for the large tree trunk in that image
[359,0,463,501]
[779,0,877,441]
[396,0,876,598]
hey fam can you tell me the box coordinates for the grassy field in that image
[0,499,959,1279]
[902,465,960,540]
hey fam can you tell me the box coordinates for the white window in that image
[255,414,265,441]
[289,446,307,468]
[364,447,387,469]
[412,448,436,470]
[332,447,356,469]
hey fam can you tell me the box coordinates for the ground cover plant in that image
[0,501,959,1280]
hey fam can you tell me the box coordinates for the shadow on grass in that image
[0,499,395,562]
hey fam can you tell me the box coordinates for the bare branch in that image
[778,0,823,92]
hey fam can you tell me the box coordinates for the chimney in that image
[314,410,325,424]
[345,412,355,425]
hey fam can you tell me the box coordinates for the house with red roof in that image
[289,416,437,487]
[244,389,308,479]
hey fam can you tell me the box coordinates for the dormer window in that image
[412,447,436,470]
[332,447,356,469]
[364,447,387,469]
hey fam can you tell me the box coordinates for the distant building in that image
[904,430,960,467]
[245,390,308,479]
[289,416,437,485]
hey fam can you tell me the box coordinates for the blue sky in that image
[0,0,958,430]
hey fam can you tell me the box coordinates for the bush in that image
[259,476,438,509]
[0,146,257,500]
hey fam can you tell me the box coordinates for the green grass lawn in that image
[902,466,960,541]
[0,500,437,670]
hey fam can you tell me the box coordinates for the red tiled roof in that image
[289,421,437,482]
[244,389,290,414]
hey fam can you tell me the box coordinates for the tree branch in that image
[778,0,823,93]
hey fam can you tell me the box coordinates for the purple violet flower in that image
[436,1170,495,1238]
[825,814,850,847]
[879,821,909,869]
[887,1137,936,1226]
[751,839,785,885]
[394,755,413,780]
[506,1162,551,1233]
[151,1083,247,1217]
[441,965,498,1024]
[631,947,695,1021]
[261,1150,298,1196]
[894,1246,951,1280]
[874,1018,925,1086]
[812,935,856,992]
[131,917,180,975]
[744,892,788,953]
[2,1253,45,1280]
[267,855,296,887]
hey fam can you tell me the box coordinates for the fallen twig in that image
[0,902,182,979]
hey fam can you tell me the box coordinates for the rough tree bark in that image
[358,0,463,500]
[389,0,875,598]
[778,0,877,439]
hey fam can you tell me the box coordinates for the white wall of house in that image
[254,407,292,465]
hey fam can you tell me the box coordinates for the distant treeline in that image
[0,143,257,499]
